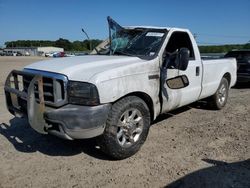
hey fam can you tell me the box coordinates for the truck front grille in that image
[6,69,68,108]
[23,75,55,103]
[24,70,68,107]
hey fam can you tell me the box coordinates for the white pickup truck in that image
[4,18,236,159]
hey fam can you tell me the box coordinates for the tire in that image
[209,77,229,110]
[97,96,151,159]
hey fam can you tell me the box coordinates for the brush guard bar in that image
[4,70,48,134]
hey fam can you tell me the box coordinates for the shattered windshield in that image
[94,17,167,58]
[110,29,166,58]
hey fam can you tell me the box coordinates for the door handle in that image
[196,66,200,76]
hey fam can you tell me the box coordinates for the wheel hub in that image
[218,84,226,104]
[116,108,143,147]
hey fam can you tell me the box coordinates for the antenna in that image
[81,28,92,51]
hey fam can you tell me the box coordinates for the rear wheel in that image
[98,96,151,159]
[209,77,229,110]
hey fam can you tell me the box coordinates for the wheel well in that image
[223,72,231,85]
[114,92,154,121]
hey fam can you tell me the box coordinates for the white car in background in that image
[65,53,76,57]
[24,51,30,56]
[45,52,57,57]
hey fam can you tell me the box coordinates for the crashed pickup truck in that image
[4,17,237,159]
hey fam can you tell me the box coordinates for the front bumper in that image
[4,70,111,140]
[44,104,111,139]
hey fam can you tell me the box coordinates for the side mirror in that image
[166,75,189,89]
[176,48,190,71]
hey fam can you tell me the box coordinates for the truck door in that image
[161,31,202,113]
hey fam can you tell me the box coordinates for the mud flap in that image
[27,75,48,134]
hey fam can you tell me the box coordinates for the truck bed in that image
[199,58,237,100]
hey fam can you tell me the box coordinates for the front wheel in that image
[209,77,229,110]
[97,96,151,159]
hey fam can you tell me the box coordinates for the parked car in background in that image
[45,52,56,57]
[12,52,17,56]
[3,51,20,56]
[16,52,23,56]
[53,52,65,57]
[45,52,65,57]
[225,50,250,83]
[5,52,13,56]
[24,51,30,56]
[0,51,5,56]
[65,53,76,57]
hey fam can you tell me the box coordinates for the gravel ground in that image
[0,57,249,188]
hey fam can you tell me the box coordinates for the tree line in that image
[199,43,250,53]
[5,38,102,52]
[5,38,250,53]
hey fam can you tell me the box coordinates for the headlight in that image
[68,81,100,106]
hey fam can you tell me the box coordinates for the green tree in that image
[55,38,72,51]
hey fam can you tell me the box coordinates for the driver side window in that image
[164,31,195,61]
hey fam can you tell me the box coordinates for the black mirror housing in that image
[177,48,190,71]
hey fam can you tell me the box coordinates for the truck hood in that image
[25,55,146,82]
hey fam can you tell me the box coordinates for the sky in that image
[0,0,250,47]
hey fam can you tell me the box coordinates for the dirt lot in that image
[0,56,249,188]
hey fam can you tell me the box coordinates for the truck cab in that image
[4,18,236,159]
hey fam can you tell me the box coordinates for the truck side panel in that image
[199,58,237,100]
